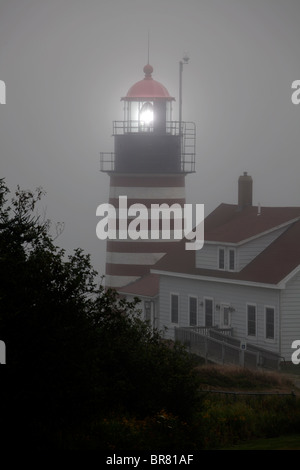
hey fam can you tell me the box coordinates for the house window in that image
[204,298,213,327]
[171,294,179,324]
[144,301,151,322]
[218,248,225,270]
[265,307,275,340]
[247,304,256,337]
[189,297,197,326]
[229,249,235,271]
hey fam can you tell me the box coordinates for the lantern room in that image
[121,64,175,134]
[100,63,195,174]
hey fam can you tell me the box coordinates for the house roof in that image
[204,203,300,243]
[121,64,175,102]
[117,204,300,298]
[152,204,300,286]
[240,219,300,284]
[118,273,159,297]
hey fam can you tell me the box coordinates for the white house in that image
[119,173,300,363]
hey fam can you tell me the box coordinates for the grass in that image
[226,434,300,450]
[281,362,300,374]
[71,363,300,450]
[192,364,300,450]
[196,364,294,392]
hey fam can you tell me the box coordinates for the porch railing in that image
[174,326,281,370]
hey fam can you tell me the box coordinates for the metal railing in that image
[112,120,183,135]
[100,151,195,174]
[188,326,234,337]
[100,152,115,172]
[100,121,196,174]
[175,326,281,370]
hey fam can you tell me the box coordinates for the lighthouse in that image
[100,62,195,290]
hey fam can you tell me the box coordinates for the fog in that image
[1,0,300,278]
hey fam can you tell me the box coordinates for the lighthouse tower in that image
[100,63,195,290]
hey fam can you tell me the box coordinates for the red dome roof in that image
[122,64,175,101]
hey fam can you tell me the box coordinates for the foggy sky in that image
[1,0,300,278]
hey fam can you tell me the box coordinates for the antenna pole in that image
[179,54,189,142]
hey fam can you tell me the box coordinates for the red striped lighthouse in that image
[100,63,195,290]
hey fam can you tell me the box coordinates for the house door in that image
[204,299,213,327]
[220,304,231,328]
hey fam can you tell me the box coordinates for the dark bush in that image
[0,180,200,449]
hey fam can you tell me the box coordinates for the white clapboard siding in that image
[280,270,300,361]
[158,274,280,355]
[195,244,217,270]
[196,225,289,272]
[237,226,289,271]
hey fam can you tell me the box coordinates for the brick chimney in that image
[238,172,253,210]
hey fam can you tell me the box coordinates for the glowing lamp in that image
[140,102,154,126]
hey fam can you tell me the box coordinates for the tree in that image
[0,179,200,449]
[0,179,100,447]
[91,286,201,419]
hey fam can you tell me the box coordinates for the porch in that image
[174,326,282,370]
